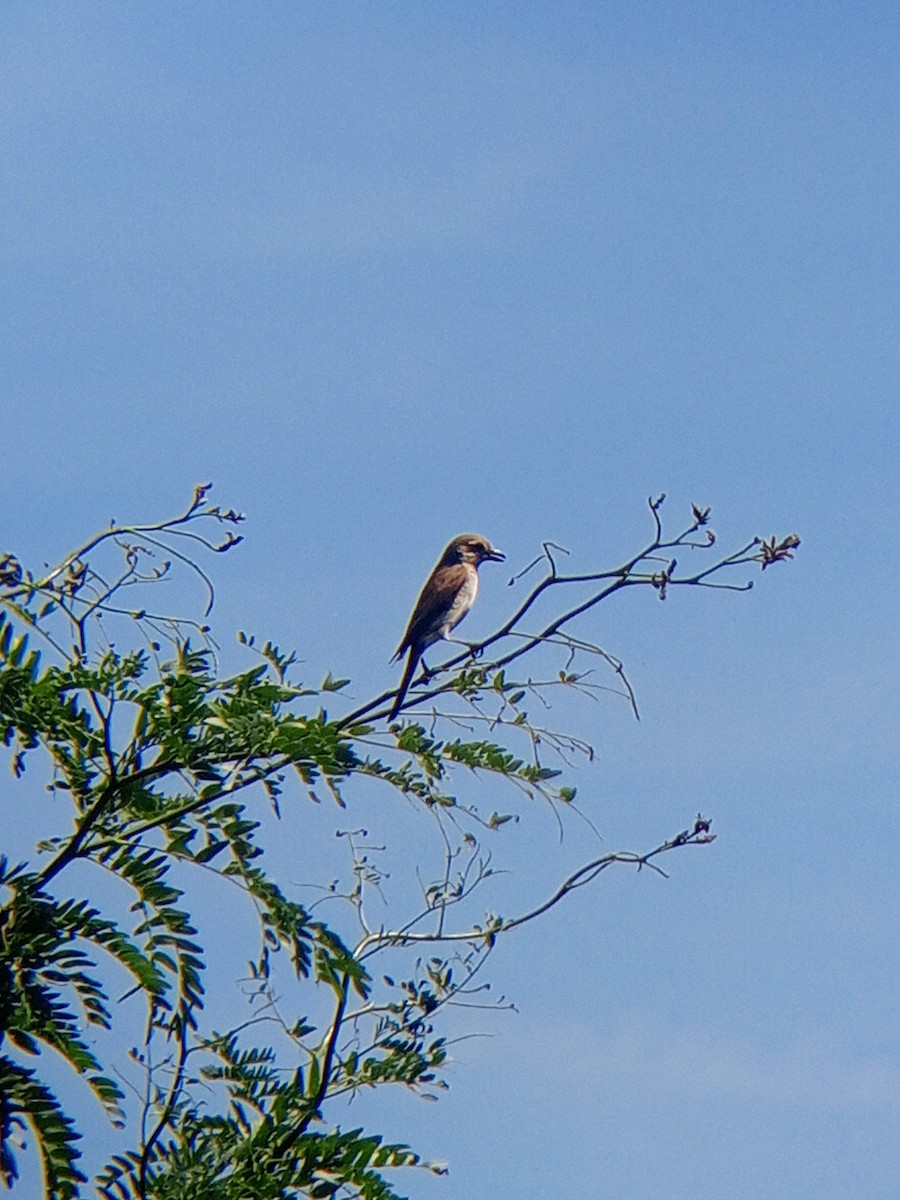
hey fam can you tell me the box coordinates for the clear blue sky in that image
[3,4,900,1197]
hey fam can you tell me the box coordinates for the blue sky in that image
[3,3,900,1197]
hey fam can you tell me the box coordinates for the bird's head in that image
[442,534,505,567]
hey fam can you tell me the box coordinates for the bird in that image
[388,534,505,721]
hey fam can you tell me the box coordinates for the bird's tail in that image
[388,648,420,721]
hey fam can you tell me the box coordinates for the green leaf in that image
[320,672,350,692]
[488,812,517,828]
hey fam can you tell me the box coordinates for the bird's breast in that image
[442,566,478,634]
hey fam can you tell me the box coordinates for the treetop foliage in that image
[0,486,798,1198]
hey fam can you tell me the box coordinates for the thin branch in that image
[34,758,180,889]
[353,817,714,955]
[137,1016,189,1198]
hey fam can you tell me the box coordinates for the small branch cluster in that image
[0,481,244,662]
[344,494,800,729]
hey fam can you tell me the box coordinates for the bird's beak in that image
[484,547,506,563]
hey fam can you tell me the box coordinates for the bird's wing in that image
[393,563,472,659]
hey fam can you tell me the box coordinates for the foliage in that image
[0,487,798,1198]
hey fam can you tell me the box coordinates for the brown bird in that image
[389,534,505,721]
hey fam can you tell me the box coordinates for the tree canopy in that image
[0,487,799,1198]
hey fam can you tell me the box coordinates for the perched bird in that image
[389,534,505,721]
